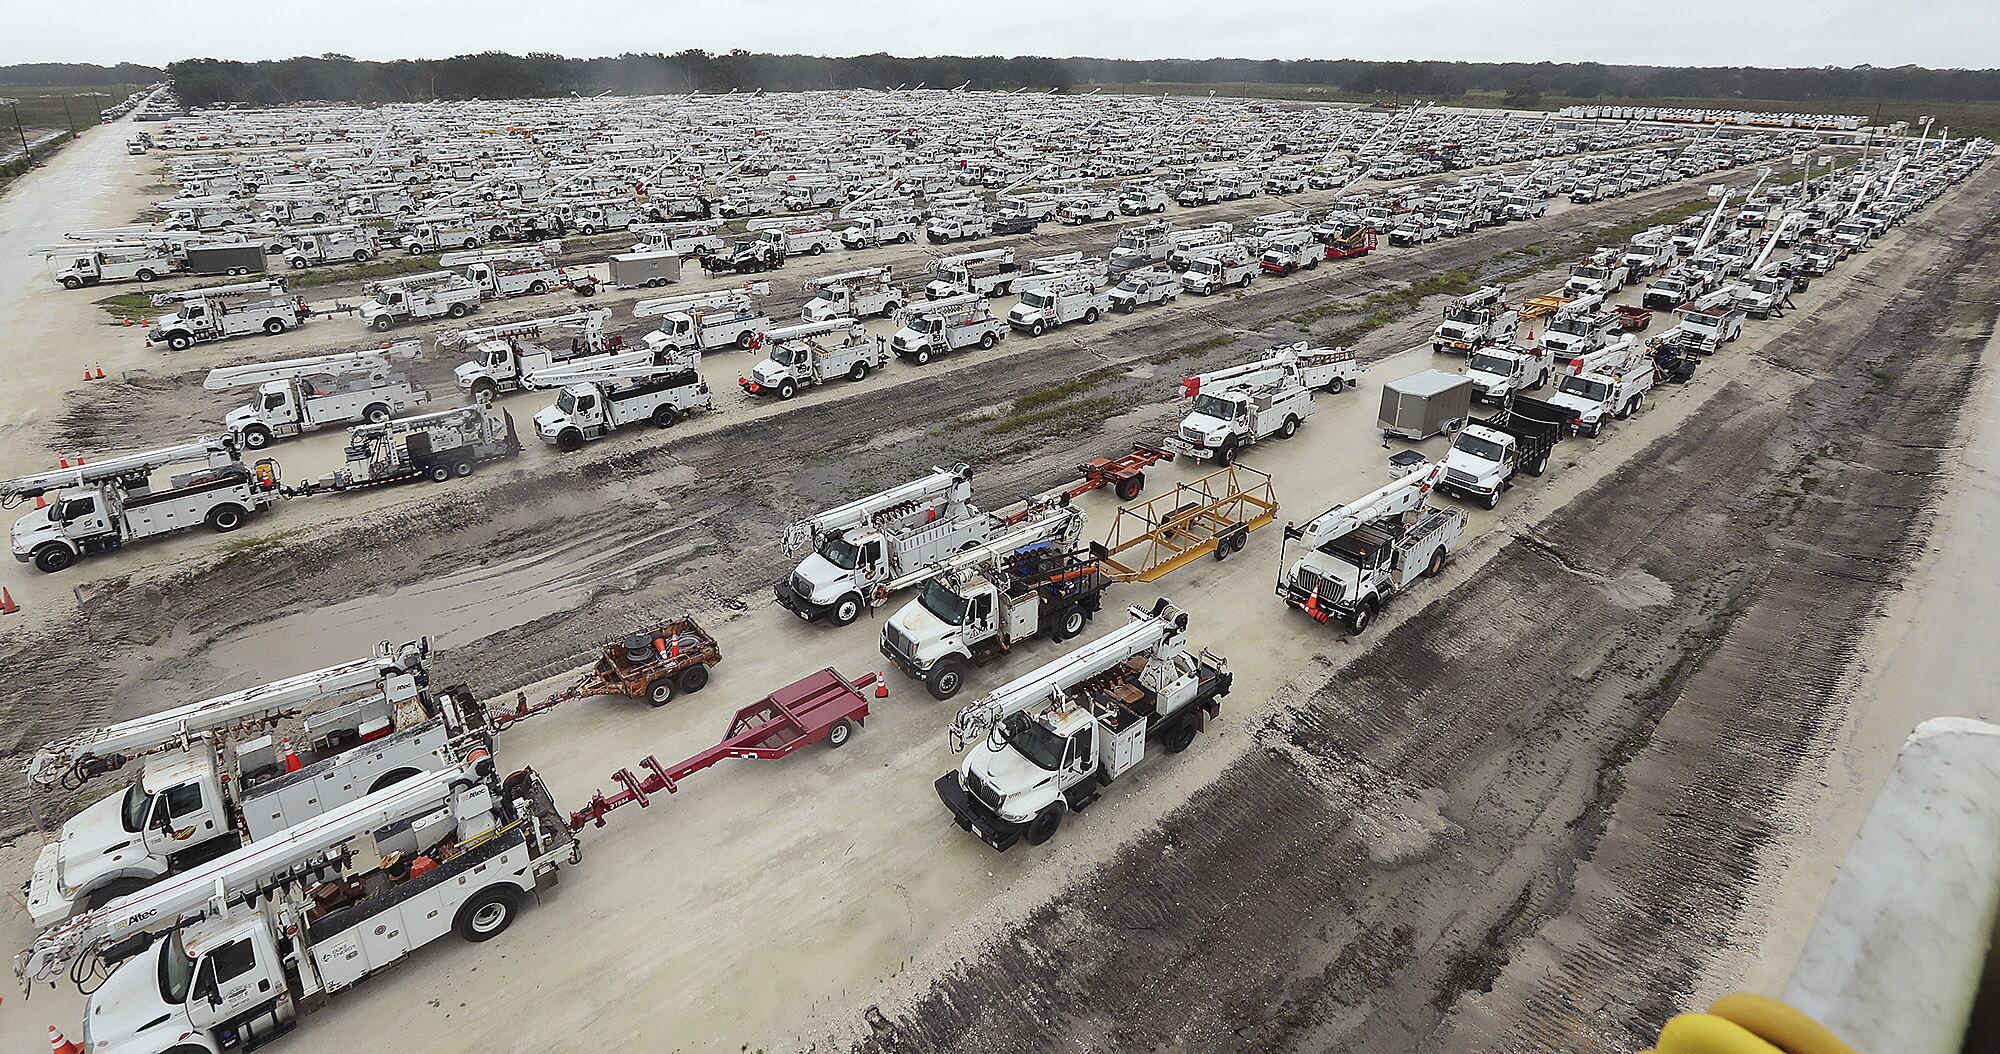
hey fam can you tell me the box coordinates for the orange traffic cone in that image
[57,456,68,468]
[49,1025,82,1054]
[121,317,131,327]
[33,495,46,509]
[95,367,105,380]
[280,737,303,773]
[2,588,18,615]
[874,682,889,699]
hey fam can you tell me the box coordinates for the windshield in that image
[481,346,507,367]
[1115,278,1146,293]
[1559,375,1613,400]
[817,533,860,571]
[997,711,1067,771]
[1019,292,1052,310]
[1190,260,1221,276]
[1751,278,1781,293]
[1550,317,1589,336]
[555,390,579,415]
[772,345,806,366]
[1468,352,1513,375]
[917,580,971,626]
[1190,393,1237,419]
[1452,432,1506,461]
[120,781,151,833]
[1117,234,1144,249]
[158,928,197,1005]
[1574,266,1610,280]
[1652,279,1685,292]
[1443,306,1487,324]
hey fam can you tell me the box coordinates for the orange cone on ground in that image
[2,588,18,615]
[57,456,68,468]
[49,1025,83,1054]
[34,495,46,509]
[95,367,105,379]
[874,682,889,699]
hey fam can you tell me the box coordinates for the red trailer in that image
[1067,444,1173,501]
[567,667,882,830]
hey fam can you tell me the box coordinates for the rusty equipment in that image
[492,615,723,730]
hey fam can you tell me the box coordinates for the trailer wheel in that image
[448,302,471,319]
[1163,716,1199,754]
[979,332,997,350]
[454,886,521,943]
[208,506,246,532]
[1023,805,1063,846]
[827,718,854,748]
[428,464,452,483]
[646,679,675,707]
[556,429,585,453]
[1114,474,1143,501]
[830,594,863,627]
[677,665,710,694]
[651,405,680,428]
[33,545,75,574]
[263,318,287,335]
[925,659,966,700]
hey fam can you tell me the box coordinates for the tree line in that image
[0,62,164,87]
[116,53,2000,108]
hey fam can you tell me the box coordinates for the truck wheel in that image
[1115,474,1144,501]
[448,302,470,319]
[1347,598,1378,634]
[1029,320,1045,337]
[647,679,675,706]
[528,280,548,295]
[463,238,479,250]
[263,318,287,335]
[1238,274,1252,288]
[882,301,900,318]
[1023,805,1063,846]
[1083,308,1099,324]
[208,506,246,532]
[353,250,371,263]
[61,276,82,289]
[557,429,584,452]
[979,332,997,350]
[897,233,913,244]
[810,244,826,255]
[1278,416,1299,439]
[777,379,798,400]
[472,380,498,404]
[678,665,710,694]
[830,594,863,627]
[1164,716,1199,753]
[136,269,157,282]
[651,405,680,428]
[290,257,308,270]
[914,348,932,366]
[33,545,75,573]
[365,403,392,424]
[1216,437,1238,466]
[925,659,967,700]
[736,331,755,349]
[240,425,272,449]
[1058,607,1088,639]
[454,886,521,942]
[1526,454,1549,477]
[428,464,452,483]
[1427,548,1447,577]
[827,718,853,748]
[455,461,474,477]
[1484,488,1502,511]
[1324,377,1345,394]
[372,315,395,331]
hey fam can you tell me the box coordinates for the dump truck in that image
[1433,395,1567,509]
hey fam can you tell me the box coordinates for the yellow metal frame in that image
[1097,464,1279,582]
[1520,292,1575,323]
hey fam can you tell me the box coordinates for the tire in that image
[651,405,680,428]
[677,665,710,694]
[1526,453,1548,478]
[777,379,798,400]
[354,250,371,263]
[979,332,997,350]
[472,380,499,404]
[830,594,863,627]
[1216,437,1238,466]
[1238,274,1252,288]
[241,425,272,449]
[647,678,675,706]
[810,243,825,255]
[463,238,479,250]
[1347,597,1378,634]
[736,331,755,349]
[1324,376,1345,394]
[1163,716,1199,753]
[428,464,451,483]
[556,429,584,453]
[914,348,932,366]
[454,886,521,942]
[1083,308,1099,324]
[1059,607,1088,639]
[263,318,286,335]
[61,276,82,289]
[208,506,246,533]
[372,315,395,331]
[1114,474,1143,501]
[136,269,157,282]
[1022,805,1063,846]
[1278,416,1298,439]
[364,403,392,424]
[448,302,470,319]
[528,280,547,295]
[827,718,854,748]
[454,461,474,477]
[1483,488,1502,511]
[33,545,75,574]
[925,659,967,700]
[897,233,913,244]
[1427,547,1447,577]
[882,301,900,319]
[1029,320,1045,337]
[290,257,307,270]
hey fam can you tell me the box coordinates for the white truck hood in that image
[749,358,787,386]
[802,297,839,322]
[1179,410,1231,444]
[85,937,191,1053]
[51,790,151,906]
[1465,366,1512,393]
[12,505,60,556]
[531,404,569,439]
[886,599,957,666]
[791,552,854,605]
[1007,302,1044,324]
[1443,444,1504,483]
[1291,551,1363,602]
[1546,389,1602,420]
[965,745,1061,823]
[223,404,259,434]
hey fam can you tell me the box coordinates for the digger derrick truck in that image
[879,504,1093,699]
[1276,463,1465,634]
[19,761,576,1054]
[530,350,713,449]
[290,405,522,492]
[934,598,1232,850]
[800,265,903,321]
[1430,285,1519,355]
[4,437,281,573]
[206,344,430,450]
[890,293,1006,364]
[924,248,1020,300]
[1167,345,1361,464]
[19,640,453,927]
[446,308,620,400]
[147,279,307,352]
[741,318,887,399]
[356,271,482,331]
[776,465,1051,627]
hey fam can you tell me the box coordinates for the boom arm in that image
[202,343,421,390]
[948,601,1185,751]
[1,438,236,504]
[784,465,971,552]
[1284,465,1439,553]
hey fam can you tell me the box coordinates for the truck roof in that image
[142,748,214,792]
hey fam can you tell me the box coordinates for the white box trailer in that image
[609,250,684,289]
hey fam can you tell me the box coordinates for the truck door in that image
[571,391,602,431]
[55,493,110,541]
[263,387,298,428]
[141,780,217,859]
[186,930,280,1031]
[969,592,995,641]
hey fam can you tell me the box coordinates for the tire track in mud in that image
[844,177,1998,1053]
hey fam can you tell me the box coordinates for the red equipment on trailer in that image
[1067,444,1173,502]
[567,667,882,830]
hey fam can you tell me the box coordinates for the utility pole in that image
[0,98,29,164]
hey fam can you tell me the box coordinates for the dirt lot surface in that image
[0,118,1992,1054]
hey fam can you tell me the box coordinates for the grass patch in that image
[93,291,155,319]
[1011,368,1120,413]
[1146,333,1233,365]
[986,394,1122,435]
[290,253,439,289]
[1516,243,1547,256]
[1596,198,1712,246]
[1292,268,1480,329]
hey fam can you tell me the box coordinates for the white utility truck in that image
[879,504,1092,699]
[1430,285,1520,355]
[207,344,430,449]
[1167,345,1361,464]
[924,248,1020,299]
[935,599,1232,849]
[20,639,447,926]
[1108,267,1179,312]
[628,221,725,258]
[281,226,377,269]
[50,246,173,289]
[19,761,577,1054]
[1537,297,1617,359]
[357,271,483,330]
[1107,221,1173,274]
[740,318,888,399]
[4,438,281,572]
[530,351,713,450]
[1276,463,1466,633]
[440,241,591,300]
[635,286,773,353]
[1179,244,1257,295]
[1463,344,1556,402]
[1545,337,1657,437]
[290,405,522,492]
[447,308,619,400]
[890,294,1006,364]
[839,211,923,248]
[148,280,306,351]
[1434,396,1567,510]
[1622,225,1678,277]
[1564,248,1631,297]
[801,266,903,321]
[776,465,1045,626]
[1007,272,1111,335]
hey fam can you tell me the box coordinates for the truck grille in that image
[1445,468,1479,488]
[1178,424,1207,446]
[1293,568,1342,603]
[883,623,915,662]
[968,771,1005,813]
[790,571,813,600]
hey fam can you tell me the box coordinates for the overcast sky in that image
[6,0,1994,69]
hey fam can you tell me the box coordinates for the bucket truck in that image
[1653,289,1746,355]
[1545,337,1657,437]
[20,640,453,927]
[1167,345,1360,464]
[740,318,887,399]
[147,280,307,352]
[280,225,377,268]
[925,248,1019,299]
[629,220,725,258]
[439,241,594,300]
[1007,271,1110,335]
[1563,248,1630,297]
[1433,396,1567,510]
[356,271,483,330]
[3,437,281,573]
[290,405,523,492]
[48,245,173,289]
[1622,225,1677,278]
[447,308,618,400]
[838,211,922,248]
[1108,267,1179,312]
[801,266,903,321]
[205,344,430,449]
[530,350,712,450]
[890,293,1006,364]
[1276,463,1465,633]
[1430,285,1520,355]
[879,503,1092,699]
[636,286,772,353]
[20,761,577,1054]
[1107,221,1174,274]
[934,599,1232,850]
[776,464,1040,626]
[1537,293,1615,358]
[1179,244,1257,295]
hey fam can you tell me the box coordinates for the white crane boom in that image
[803,266,891,291]
[763,318,861,344]
[632,288,757,318]
[527,349,692,386]
[1286,464,1441,554]
[438,240,561,267]
[16,766,472,986]
[0,438,237,503]
[202,343,422,390]
[889,503,1083,593]
[151,279,289,305]
[26,639,432,789]
[437,308,610,349]
[784,464,972,553]
[948,601,1186,751]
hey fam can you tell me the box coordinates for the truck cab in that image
[12,487,117,568]
[85,915,290,1054]
[28,749,231,926]
[1463,346,1548,401]
[1539,312,1613,358]
[1832,220,1873,253]
[1547,364,1651,437]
